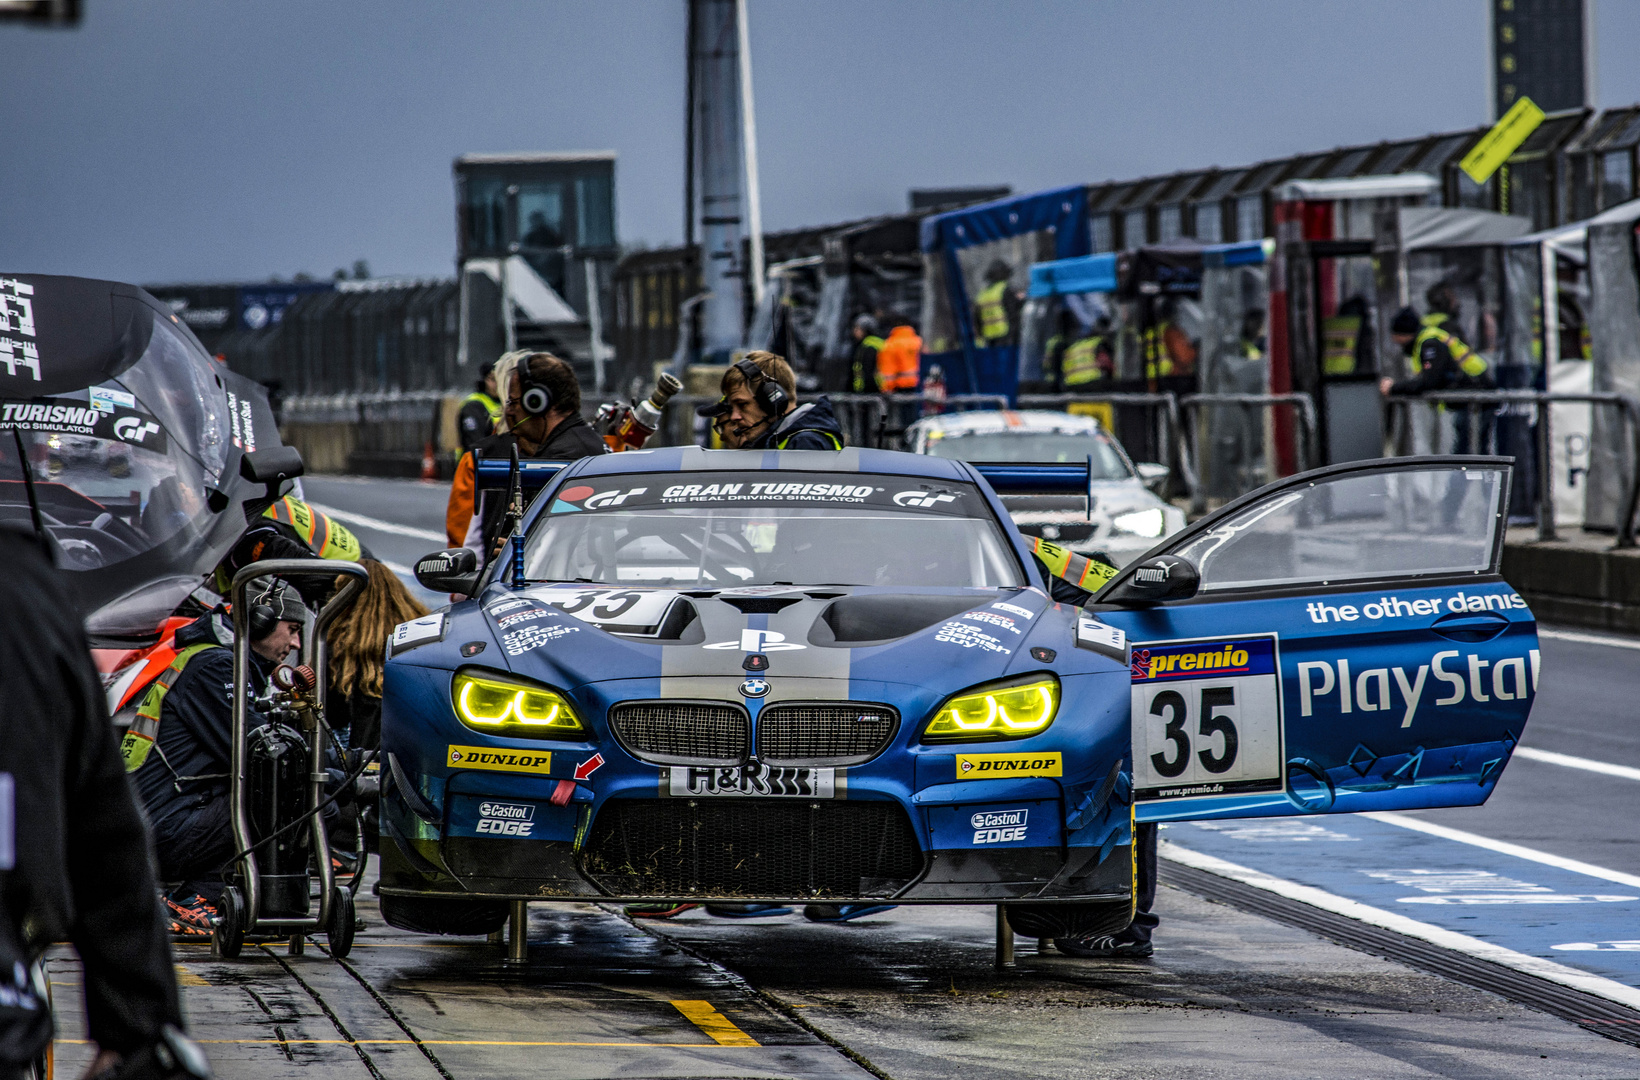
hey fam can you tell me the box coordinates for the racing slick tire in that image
[1004,899,1134,942]
[325,887,356,958]
[213,886,246,959]
[379,894,509,937]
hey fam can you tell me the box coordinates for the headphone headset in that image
[518,360,554,417]
[247,579,291,641]
[733,358,788,415]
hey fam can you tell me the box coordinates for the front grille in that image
[756,703,899,765]
[580,799,923,899]
[609,701,749,765]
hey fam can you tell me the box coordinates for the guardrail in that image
[1386,390,1640,548]
[1178,393,1319,515]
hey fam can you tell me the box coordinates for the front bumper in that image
[378,774,1133,905]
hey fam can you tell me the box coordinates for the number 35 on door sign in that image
[1130,635,1284,802]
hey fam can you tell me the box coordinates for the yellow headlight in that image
[452,671,584,738]
[923,676,1059,743]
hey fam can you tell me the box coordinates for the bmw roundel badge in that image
[739,677,770,698]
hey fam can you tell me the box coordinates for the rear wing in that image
[475,458,569,490]
[474,457,1101,498]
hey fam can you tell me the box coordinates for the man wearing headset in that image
[448,351,606,561]
[700,351,844,451]
[128,581,306,940]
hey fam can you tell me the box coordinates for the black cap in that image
[696,396,730,418]
[1391,307,1420,335]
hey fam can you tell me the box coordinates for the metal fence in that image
[1386,390,1640,548]
[1178,393,1318,515]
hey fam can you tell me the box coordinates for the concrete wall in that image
[1503,534,1640,633]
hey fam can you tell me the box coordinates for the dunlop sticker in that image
[446,745,552,775]
[955,752,1062,779]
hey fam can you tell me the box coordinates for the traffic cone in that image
[420,440,437,481]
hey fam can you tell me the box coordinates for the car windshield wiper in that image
[10,429,46,546]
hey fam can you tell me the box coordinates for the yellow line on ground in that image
[670,1000,760,1046]
[175,965,209,987]
[169,1039,757,1047]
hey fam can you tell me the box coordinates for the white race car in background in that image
[905,410,1186,565]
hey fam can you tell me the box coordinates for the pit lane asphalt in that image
[106,475,1632,1078]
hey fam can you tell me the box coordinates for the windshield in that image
[925,431,1132,477]
[0,312,246,637]
[523,471,1024,588]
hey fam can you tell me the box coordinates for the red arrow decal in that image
[573,753,605,782]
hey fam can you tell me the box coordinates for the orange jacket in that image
[876,325,922,391]
[446,450,476,546]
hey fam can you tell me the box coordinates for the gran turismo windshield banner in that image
[0,393,170,454]
[547,472,990,517]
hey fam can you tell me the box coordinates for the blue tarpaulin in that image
[1027,253,1118,298]
[921,185,1090,398]
[1201,239,1270,269]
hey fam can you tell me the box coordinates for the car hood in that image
[410,583,1124,698]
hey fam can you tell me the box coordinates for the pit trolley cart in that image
[213,558,368,959]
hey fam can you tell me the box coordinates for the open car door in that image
[1091,456,1536,823]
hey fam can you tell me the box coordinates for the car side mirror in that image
[241,446,305,500]
[1102,554,1200,606]
[1135,462,1168,492]
[416,548,480,596]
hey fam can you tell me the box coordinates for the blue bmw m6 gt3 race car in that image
[376,447,1538,939]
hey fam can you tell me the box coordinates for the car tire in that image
[379,894,509,936]
[1004,898,1134,941]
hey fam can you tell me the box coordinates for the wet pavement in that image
[45,876,1640,1080]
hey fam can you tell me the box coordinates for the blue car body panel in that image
[380,448,1533,906]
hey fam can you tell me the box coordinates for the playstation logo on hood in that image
[739,677,770,698]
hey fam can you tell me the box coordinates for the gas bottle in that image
[246,722,312,918]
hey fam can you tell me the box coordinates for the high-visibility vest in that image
[851,335,885,393]
[876,327,922,391]
[1062,336,1106,387]
[1030,537,1118,592]
[1321,315,1362,375]
[1413,315,1488,380]
[776,428,843,450]
[1145,322,1196,380]
[461,390,502,423]
[262,496,363,562]
[1143,325,1166,380]
[121,643,218,773]
[975,281,1010,343]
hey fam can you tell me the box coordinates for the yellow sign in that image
[955,751,1063,779]
[446,745,553,775]
[1067,401,1114,432]
[1460,96,1546,185]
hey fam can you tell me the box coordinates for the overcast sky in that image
[3,0,1637,284]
